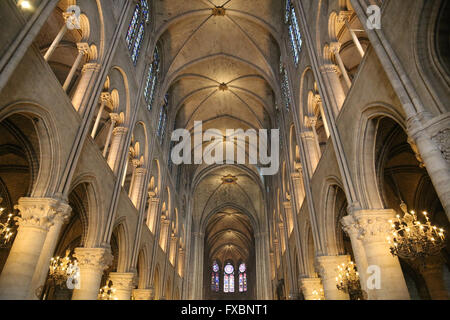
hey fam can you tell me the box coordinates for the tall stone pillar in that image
[301,130,321,175]
[108,272,135,300]
[146,195,159,233]
[316,255,350,300]
[291,171,305,209]
[71,62,101,113]
[133,289,152,300]
[72,248,113,300]
[320,64,346,114]
[341,215,369,295]
[107,126,128,174]
[411,256,449,300]
[0,198,70,300]
[353,209,410,300]
[29,207,72,299]
[299,278,324,300]
[128,167,147,209]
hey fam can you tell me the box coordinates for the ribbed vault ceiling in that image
[154,0,282,263]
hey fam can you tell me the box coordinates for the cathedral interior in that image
[0,0,449,301]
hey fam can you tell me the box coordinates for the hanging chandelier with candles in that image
[48,250,78,287]
[336,261,364,300]
[0,197,18,248]
[311,288,324,300]
[387,202,446,262]
[98,280,118,300]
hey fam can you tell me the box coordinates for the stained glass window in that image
[281,67,292,111]
[126,0,150,65]
[285,0,302,66]
[211,261,220,292]
[157,94,169,143]
[144,48,160,110]
[224,263,235,293]
[238,263,247,293]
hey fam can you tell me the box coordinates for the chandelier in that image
[98,280,118,300]
[48,250,78,287]
[0,198,18,248]
[387,202,446,262]
[335,261,364,300]
[311,288,324,300]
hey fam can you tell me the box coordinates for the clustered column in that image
[0,198,71,300]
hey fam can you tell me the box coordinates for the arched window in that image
[224,263,235,293]
[238,263,247,293]
[285,0,302,66]
[157,94,168,143]
[211,261,220,292]
[144,47,160,110]
[126,0,150,65]
[281,66,292,111]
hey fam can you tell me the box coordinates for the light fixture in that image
[311,288,324,300]
[17,0,32,10]
[0,197,18,248]
[48,250,78,287]
[98,280,118,300]
[387,202,446,264]
[335,261,364,300]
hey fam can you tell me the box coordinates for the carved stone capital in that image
[337,11,352,24]
[76,42,90,55]
[100,92,112,104]
[108,272,135,291]
[299,278,324,300]
[353,209,396,244]
[341,215,360,239]
[320,64,341,75]
[109,113,122,124]
[113,126,128,136]
[73,247,113,272]
[316,255,350,280]
[133,289,152,300]
[329,42,342,54]
[432,128,450,163]
[81,62,101,73]
[15,197,71,231]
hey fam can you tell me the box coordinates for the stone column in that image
[107,126,128,174]
[353,209,410,300]
[320,64,346,114]
[178,248,185,278]
[102,113,120,157]
[133,289,152,300]
[63,42,90,92]
[341,215,369,295]
[159,218,170,252]
[291,171,305,209]
[72,247,113,300]
[339,12,365,58]
[315,96,330,138]
[128,167,147,209]
[0,198,70,300]
[316,255,350,300]
[299,278,324,300]
[71,62,101,112]
[146,195,159,233]
[29,207,72,299]
[91,92,111,138]
[108,272,135,300]
[330,42,352,90]
[301,130,320,175]
[169,236,178,266]
[411,256,449,300]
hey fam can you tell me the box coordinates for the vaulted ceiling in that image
[153,0,284,263]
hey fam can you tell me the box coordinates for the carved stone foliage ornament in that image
[432,129,450,163]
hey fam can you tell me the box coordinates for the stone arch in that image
[0,103,60,198]
[111,218,132,273]
[355,103,406,209]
